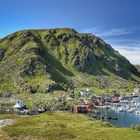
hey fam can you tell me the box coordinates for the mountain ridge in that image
[0,28,139,95]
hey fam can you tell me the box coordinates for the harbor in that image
[107,109,140,127]
[91,96,140,127]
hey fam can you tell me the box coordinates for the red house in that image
[92,96,105,106]
[72,103,93,113]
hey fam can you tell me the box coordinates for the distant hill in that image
[0,28,139,94]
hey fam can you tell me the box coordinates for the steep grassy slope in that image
[0,28,139,95]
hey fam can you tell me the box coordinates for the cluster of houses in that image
[72,94,120,113]
[72,88,140,113]
[12,87,140,115]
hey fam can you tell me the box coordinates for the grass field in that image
[0,112,140,140]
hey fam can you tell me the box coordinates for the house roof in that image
[13,101,26,109]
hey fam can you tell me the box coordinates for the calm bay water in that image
[107,110,140,127]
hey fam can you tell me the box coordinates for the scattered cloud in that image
[80,27,132,37]
[99,28,131,37]
[80,26,100,35]
[80,25,140,38]
[115,47,140,65]
[107,40,140,65]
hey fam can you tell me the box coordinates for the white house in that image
[13,101,26,109]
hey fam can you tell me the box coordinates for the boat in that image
[128,107,137,113]
[92,114,97,118]
[117,106,126,112]
[107,116,118,120]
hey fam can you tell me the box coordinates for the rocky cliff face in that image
[0,28,139,94]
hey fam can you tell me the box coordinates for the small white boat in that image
[128,107,137,113]
[117,107,126,112]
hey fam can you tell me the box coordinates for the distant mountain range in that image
[0,28,139,95]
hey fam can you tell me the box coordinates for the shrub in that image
[131,125,140,131]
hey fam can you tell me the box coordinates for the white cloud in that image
[80,27,132,37]
[109,42,140,65]
[80,26,100,34]
[80,25,140,38]
[99,28,131,37]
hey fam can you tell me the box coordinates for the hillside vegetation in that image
[0,28,140,95]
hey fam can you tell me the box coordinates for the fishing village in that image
[1,87,140,128]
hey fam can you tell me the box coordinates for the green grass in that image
[0,112,140,140]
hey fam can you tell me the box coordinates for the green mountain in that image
[0,28,139,95]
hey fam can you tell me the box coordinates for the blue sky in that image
[0,0,140,64]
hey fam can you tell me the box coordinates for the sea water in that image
[107,109,140,127]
